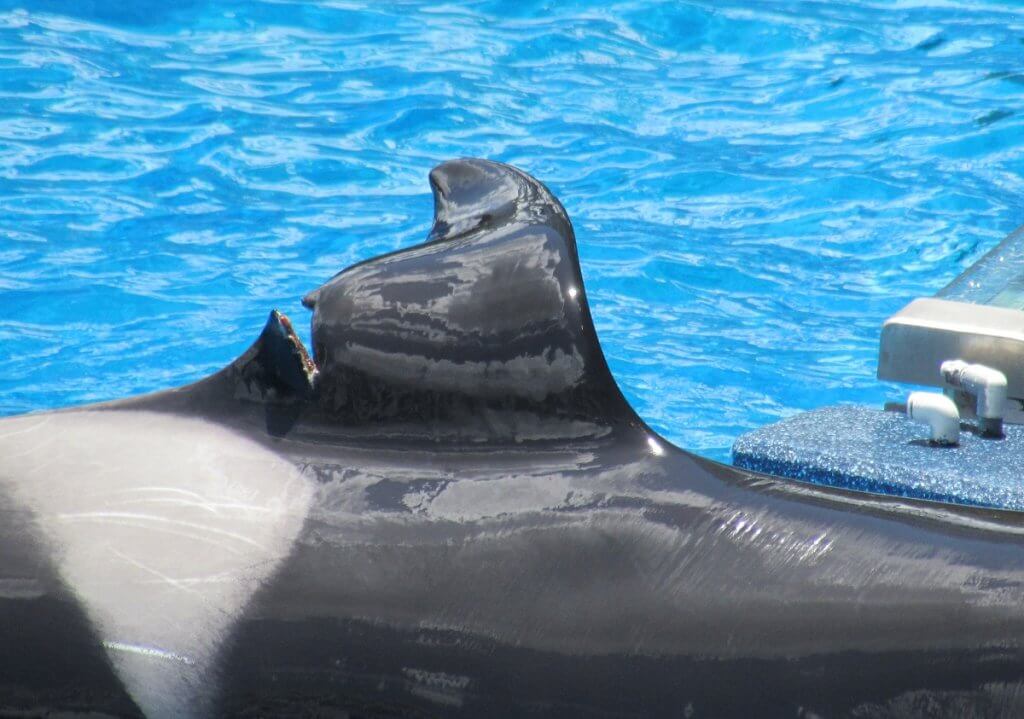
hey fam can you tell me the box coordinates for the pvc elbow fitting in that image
[940,360,1007,436]
[907,392,960,446]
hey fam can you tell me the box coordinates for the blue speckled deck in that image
[732,406,1024,510]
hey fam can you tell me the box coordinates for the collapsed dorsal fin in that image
[303,158,638,439]
[427,157,542,241]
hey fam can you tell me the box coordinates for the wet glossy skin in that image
[4,159,1024,717]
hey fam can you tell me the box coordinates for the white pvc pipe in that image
[940,360,1007,436]
[907,392,960,446]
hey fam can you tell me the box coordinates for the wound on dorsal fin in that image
[233,310,317,401]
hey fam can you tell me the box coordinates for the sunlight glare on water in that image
[0,0,1022,462]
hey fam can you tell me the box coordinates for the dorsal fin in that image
[427,158,535,241]
[304,158,639,440]
[232,310,317,402]
[102,309,317,437]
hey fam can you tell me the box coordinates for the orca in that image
[3,158,1024,718]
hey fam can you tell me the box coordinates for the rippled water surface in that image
[1,1,1022,462]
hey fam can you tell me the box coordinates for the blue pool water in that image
[0,1,1022,463]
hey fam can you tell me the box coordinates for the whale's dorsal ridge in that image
[298,158,637,439]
